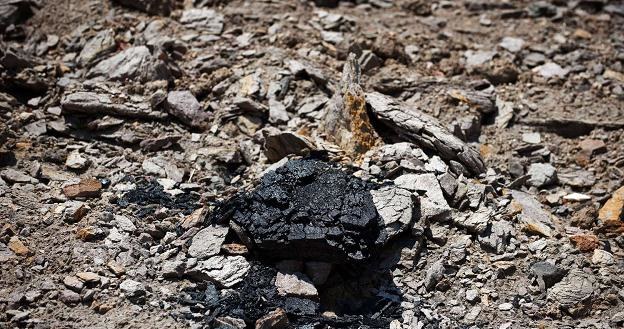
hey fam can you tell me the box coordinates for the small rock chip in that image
[8,236,30,256]
[63,276,84,292]
[255,308,289,329]
[591,249,614,266]
[166,90,209,129]
[65,151,89,170]
[598,186,624,233]
[59,289,81,304]
[62,178,102,198]
[119,279,145,298]
[263,130,317,163]
[498,303,513,311]
[107,260,126,276]
[532,62,569,78]
[76,272,100,284]
[187,225,229,259]
[569,234,600,252]
[526,163,557,188]
[275,272,318,299]
[189,255,250,288]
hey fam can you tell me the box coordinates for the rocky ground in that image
[1,0,624,328]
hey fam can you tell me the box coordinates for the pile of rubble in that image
[1,0,623,328]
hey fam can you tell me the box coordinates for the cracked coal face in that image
[115,177,200,217]
[210,159,389,263]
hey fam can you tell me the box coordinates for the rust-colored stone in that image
[597,186,624,235]
[63,178,102,199]
[255,308,289,329]
[221,243,249,255]
[320,53,379,159]
[569,234,600,252]
[8,236,30,256]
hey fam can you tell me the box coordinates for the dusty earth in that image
[1,0,624,328]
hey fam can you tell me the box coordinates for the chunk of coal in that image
[116,177,199,217]
[210,159,398,263]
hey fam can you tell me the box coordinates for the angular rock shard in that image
[87,46,170,82]
[366,91,486,176]
[320,53,378,157]
[61,91,167,120]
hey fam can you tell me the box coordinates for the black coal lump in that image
[210,159,385,263]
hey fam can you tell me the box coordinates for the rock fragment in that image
[189,255,250,287]
[262,130,317,163]
[275,272,318,299]
[187,225,229,259]
[77,29,115,66]
[62,178,102,198]
[526,163,557,188]
[255,308,289,329]
[61,91,167,120]
[180,8,224,34]
[533,62,568,79]
[87,46,170,82]
[166,91,210,129]
[370,186,414,242]
[548,271,595,317]
[320,54,378,157]
[510,190,555,237]
[366,92,486,175]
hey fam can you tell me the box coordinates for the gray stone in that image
[424,259,445,291]
[78,29,116,66]
[478,220,514,254]
[522,132,541,144]
[366,92,486,175]
[63,276,84,292]
[370,185,414,241]
[499,37,524,53]
[189,255,250,288]
[115,215,136,233]
[88,46,170,82]
[166,91,209,128]
[187,225,229,259]
[214,317,246,329]
[0,169,37,184]
[120,279,145,298]
[511,190,555,237]
[268,99,289,124]
[533,62,569,79]
[530,261,565,291]
[548,271,595,317]
[275,272,318,299]
[455,207,491,234]
[395,173,450,221]
[161,259,186,278]
[262,130,317,163]
[465,289,479,303]
[59,290,80,304]
[65,151,89,170]
[61,91,167,120]
[527,163,557,188]
[464,50,496,67]
[180,8,224,34]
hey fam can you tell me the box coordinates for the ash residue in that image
[116,177,200,217]
[210,159,385,263]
